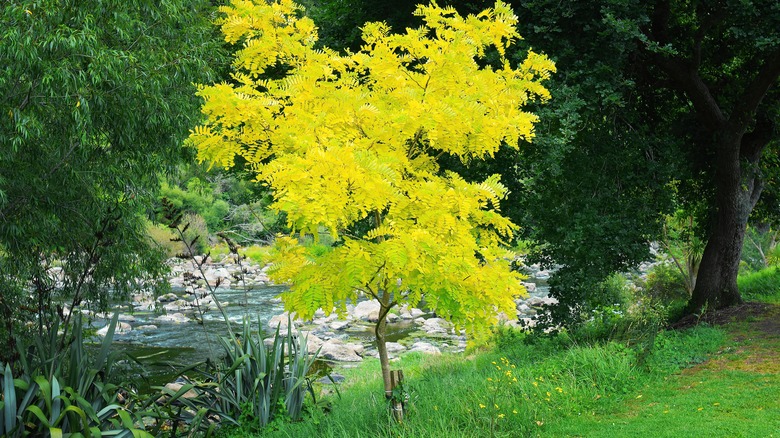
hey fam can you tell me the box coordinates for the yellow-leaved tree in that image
[189,0,554,409]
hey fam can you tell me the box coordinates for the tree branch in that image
[730,47,780,133]
[646,0,726,129]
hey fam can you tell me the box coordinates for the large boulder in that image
[300,332,324,355]
[154,313,190,324]
[268,312,297,332]
[352,300,381,322]
[422,317,452,335]
[385,342,406,354]
[409,341,441,355]
[164,299,192,312]
[97,322,132,337]
[319,339,363,362]
[330,320,351,331]
[522,282,537,293]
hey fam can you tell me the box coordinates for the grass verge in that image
[218,273,780,438]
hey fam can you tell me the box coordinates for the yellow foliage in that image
[188,0,555,339]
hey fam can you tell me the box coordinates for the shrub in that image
[241,245,272,264]
[0,314,150,437]
[640,261,689,302]
[146,214,210,258]
[153,316,323,434]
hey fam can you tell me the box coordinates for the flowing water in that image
[106,285,287,389]
[102,278,550,389]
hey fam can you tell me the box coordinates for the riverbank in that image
[85,254,559,367]
[222,295,780,437]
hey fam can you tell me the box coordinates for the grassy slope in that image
[224,271,780,438]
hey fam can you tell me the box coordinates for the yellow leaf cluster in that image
[188,0,556,338]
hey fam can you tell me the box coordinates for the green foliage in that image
[241,245,273,264]
[737,267,780,303]
[160,164,284,244]
[0,0,223,363]
[151,317,322,434]
[643,326,725,374]
[485,0,779,318]
[160,179,230,233]
[741,225,780,272]
[640,261,690,303]
[147,212,210,258]
[0,314,151,437]
[229,324,726,437]
[659,211,704,295]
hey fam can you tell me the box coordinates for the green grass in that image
[216,327,726,437]
[215,269,780,437]
[738,267,780,303]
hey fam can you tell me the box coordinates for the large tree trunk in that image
[688,130,762,312]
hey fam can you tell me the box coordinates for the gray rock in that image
[535,270,551,279]
[422,317,452,335]
[268,312,297,332]
[385,342,406,354]
[164,299,192,312]
[330,320,351,331]
[157,293,179,303]
[136,325,158,331]
[318,373,345,385]
[409,341,441,355]
[162,382,197,399]
[300,332,324,355]
[353,300,381,322]
[97,322,132,337]
[320,339,363,362]
[516,303,530,313]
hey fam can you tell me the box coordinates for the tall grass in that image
[738,267,780,303]
[215,323,725,438]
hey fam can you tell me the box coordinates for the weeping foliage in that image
[189,0,555,338]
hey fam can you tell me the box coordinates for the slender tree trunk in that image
[376,308,393,399]
[688,130,761,312]
[375,289,394,399]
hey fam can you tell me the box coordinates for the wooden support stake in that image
[389,369,405,422]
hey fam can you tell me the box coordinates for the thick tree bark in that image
[648,26,780,313]
[687,130,758,312]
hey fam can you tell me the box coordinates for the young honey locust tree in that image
[189,0,554,405]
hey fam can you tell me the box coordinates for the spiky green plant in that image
[0,314,152,437]
[151,316,321,435]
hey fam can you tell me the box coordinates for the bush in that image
[241,245,272,264]
[640,261,689,302]
[146,213,210,258]
[0,314,150,437]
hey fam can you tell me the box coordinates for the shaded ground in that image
[681,302,780,376]
[671,301,780,332]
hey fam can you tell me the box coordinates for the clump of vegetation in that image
[0,314,150,437]
[738,267,780,304]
